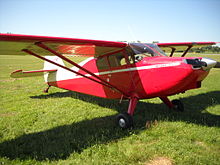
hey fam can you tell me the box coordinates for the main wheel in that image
[116,112,133,129]
[172,99,184,112]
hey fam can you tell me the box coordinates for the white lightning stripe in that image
[96,62,181,76]
[50,62,181,82]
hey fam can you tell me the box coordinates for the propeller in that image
[214,61,220,68]
[186,58,220,70]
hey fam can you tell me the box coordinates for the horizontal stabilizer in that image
[10,69,57,78]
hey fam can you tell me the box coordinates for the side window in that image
[96,51,132,70]
[108,54,121,68]
[96,57,109,70]
[108,52,129,68]
[126,48,135,64]
[120,58,127,65]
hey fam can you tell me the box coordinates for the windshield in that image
[129,43,167,57]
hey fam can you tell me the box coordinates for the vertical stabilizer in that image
[43,56,65,82]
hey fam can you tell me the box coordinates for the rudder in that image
[43,56,65,82]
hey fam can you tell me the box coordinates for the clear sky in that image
[0,0,219,43]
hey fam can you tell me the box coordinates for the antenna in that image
[127,25,137,43]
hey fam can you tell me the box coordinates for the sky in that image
[0,0,219,43]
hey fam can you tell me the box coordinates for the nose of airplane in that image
[184,57,219,71]
[201,57,217,71]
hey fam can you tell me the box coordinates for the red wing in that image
[157,42,216,46]
[0,34,127,57]
[157,42,216,57]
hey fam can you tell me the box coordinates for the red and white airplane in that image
[0,34,219,129]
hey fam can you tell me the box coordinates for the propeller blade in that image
[214,61,220,68]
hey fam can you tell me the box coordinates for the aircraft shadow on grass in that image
[0,91,219,161]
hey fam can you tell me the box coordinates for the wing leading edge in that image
[0,34,127,57]
[157,42,216,57]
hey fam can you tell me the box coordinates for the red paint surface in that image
[48,56,209,99]
[0,33,127,48]
[157,42,216,47]
[58,45,95,56]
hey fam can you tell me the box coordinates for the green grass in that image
[0,54,220,165]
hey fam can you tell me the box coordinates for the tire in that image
[116,112,133,129]
[172,99,184,112]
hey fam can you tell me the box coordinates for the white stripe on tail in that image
[43,56,94,82]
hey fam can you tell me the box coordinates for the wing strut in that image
[181,45,192,57]
[169,47,176,57]
[22,49,111,87]
[23,44,129,97]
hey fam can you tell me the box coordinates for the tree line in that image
[189,46,220,53]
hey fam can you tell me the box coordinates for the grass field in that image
[0,54,220,165]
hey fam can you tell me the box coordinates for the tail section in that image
[43,56,65,70]
[44,56,94,83]
[43,56,65,82]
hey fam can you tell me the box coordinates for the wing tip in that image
[10,70,22,78]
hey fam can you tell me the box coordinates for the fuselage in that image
[47,56,210,99]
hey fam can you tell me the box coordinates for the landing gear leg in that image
[160,96,184,112]
[160,96,174,109]
[43,85,51,93]
[116,97,138,129]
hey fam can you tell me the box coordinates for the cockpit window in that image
[96,51,130,70]
[129,43,167,57]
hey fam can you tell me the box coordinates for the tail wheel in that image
[116,112,133,129]
[172,99,184,112]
